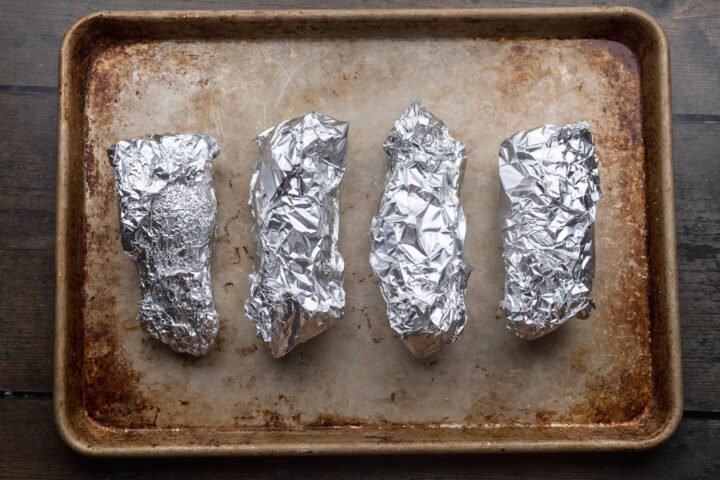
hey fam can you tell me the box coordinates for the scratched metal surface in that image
[81,32,651,433]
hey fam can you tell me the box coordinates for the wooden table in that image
[1,1,718,477]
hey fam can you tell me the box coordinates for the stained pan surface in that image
[55,8,681,455]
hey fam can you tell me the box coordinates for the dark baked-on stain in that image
[81,291,155,429]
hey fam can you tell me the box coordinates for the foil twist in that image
[499,122,602,339]
[107,134,221,356]
[370,102,472,358]
[245,112,348,358]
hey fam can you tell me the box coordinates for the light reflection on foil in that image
[370,102,472,358]
[245,112,348,358]
[107,134,220,356]
[499,122,601,339]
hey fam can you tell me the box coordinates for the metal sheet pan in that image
[54,8,682,456]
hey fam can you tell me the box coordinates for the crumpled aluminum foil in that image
[370,102,472,358]
[107,134,221,356]
[245,112,348,358]
[499,122,602,340]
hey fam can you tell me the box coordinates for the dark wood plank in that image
[0,89,57,392]
[0,398,718,479]
[674,119,720,412]
[0,0,718,114]
[660,1,720,114]
[0,89,57,212]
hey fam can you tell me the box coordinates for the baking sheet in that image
[55,8,681,455]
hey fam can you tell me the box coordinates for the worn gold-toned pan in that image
[55,8,681,456]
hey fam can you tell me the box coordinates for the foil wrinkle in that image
[370,102,472,358]
[499,122,602,339]
[245,112,348,358]
[107,134,221,356]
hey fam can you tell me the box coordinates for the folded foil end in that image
[400,261,473,358]
[247,303,337,359]
[107,134,221,357]
[246,112,348,358]
[499,122,601,340]
[371,102,472,358]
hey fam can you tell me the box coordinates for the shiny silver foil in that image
[107,134,220,356]
[499,122,602,340]
[245,112,348,358]
[370,102,472,358]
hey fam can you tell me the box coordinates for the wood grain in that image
[1,0,719,113]
[0,0,719,475]
[1,398,719,479]
[674,119,720,412]
[0,90,56,392]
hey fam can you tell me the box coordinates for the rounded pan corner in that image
[650,390,685,447]
[614,6,669,43]
[53,401,99,457]
[651,414,684,450]
[54,402,141,458]
[620,395,684,452]
[605,6,670,58]
[60,11,113,56]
